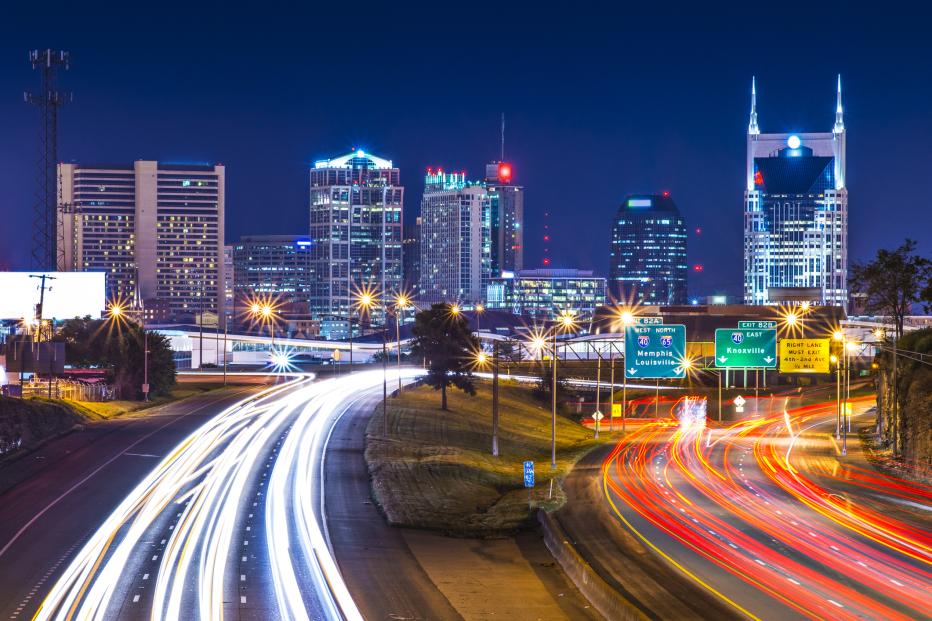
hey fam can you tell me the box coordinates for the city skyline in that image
[2,4,931,299]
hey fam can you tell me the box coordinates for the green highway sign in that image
[714,328,777,368]
[738,320,777,329]
[624,324,687,379]
[633,316,663,325]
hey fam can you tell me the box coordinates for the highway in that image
[598,397,932,620]
[2,368,425,620]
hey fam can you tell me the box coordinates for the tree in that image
[849,239,932,340]
[55,318,176,399]
[409,303,480,410]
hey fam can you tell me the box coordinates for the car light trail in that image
[33,369,425,621]
[602,396,932,620]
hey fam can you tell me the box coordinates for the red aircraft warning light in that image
[498,162,512,182]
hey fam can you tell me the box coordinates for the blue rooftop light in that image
[356,149,366,157]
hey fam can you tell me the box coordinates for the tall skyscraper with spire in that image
[743,76,848,310]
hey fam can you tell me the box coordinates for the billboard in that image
[0,272,107,320]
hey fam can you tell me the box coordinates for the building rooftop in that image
[314,149,394,170]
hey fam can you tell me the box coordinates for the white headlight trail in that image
[33,369,424,621]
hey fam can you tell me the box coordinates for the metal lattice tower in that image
[24,49,71,270]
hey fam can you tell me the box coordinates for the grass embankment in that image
[64,382,222,421]
[366,381,610,537]
[0,396,82,458]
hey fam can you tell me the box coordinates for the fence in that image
[21,379,113,402]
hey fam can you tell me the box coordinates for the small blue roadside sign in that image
[523,460,535,488]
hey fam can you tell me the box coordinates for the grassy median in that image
[365,381,607,537]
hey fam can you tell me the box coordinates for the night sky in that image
[2,3,930,299]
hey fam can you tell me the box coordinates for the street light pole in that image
[609,347,615,433]
[396,303,402,394]
[551,326,557,470]
[594,343,601,439]
[383,310,388,435]
[492,340,499,457]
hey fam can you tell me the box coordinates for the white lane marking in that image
[133,595,140,603]
[142,573,149,580]
[827,599,844,608]
[0,391,252,560]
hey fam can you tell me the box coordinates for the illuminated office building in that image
[484,162,524,275]
[609,193,688,305]
[486,269,605,317]
[309,150,403,329]
[419,170,491,304]
[58,161,225,321]
[744,76,848,309]
[231,235,313,322]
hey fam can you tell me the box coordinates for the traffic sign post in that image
[737,320,777,329]
[523,461,535,488]
[779,339,831,373]
[624,324,687,379]
[733,394,746,413]
[714,328,777,368]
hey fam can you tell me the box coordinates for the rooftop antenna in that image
[501,112,505,161]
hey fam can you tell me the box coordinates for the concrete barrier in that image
[538,510,646,621]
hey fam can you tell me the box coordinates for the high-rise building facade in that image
[402,217,421,300]
[309,150,403,328]
[744,77,848,309]
[484,162,524,275]
[486,268,605,318]
[419,170,491,304]
[58,161,225,321]
[609,194,687,305]
[231,235,313,321]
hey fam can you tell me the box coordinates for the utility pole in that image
[491,340,500,456]
[25,50,70,270]
[29,274,56,394]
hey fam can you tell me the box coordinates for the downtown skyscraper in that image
[308,150,403,330]
[609,193,688,305]
[419,170,491,305]
[743,77,848,309]
[58,161,226,321]
[484,162,524,275]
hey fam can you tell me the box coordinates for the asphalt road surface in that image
[0,383,267,620]
[587,395,931,620]
[1,369,429,620]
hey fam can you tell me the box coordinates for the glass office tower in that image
[609,193,688,305]
[743,76,848,309]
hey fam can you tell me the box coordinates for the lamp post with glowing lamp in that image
[833,330,845,438]
[394,293,410,394]
[549,311,578,468]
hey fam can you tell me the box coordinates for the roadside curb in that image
[537,509,646,621]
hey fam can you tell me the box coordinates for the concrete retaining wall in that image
[538,510,646,621]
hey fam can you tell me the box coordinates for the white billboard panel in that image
[0,272,107,320]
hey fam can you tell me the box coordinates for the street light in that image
[550,310,578,468]
[247,298,280,357]
[394,293,411,394]
[475,303,485,334]
[350,285,379,370]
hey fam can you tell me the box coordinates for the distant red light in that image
[543,257,551,266]
[662,191,670,197]
[754,170,764,186]
[498,162,513,182]
[694,264,704,272]
[695,227,702,235]
[543,235,550,242]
